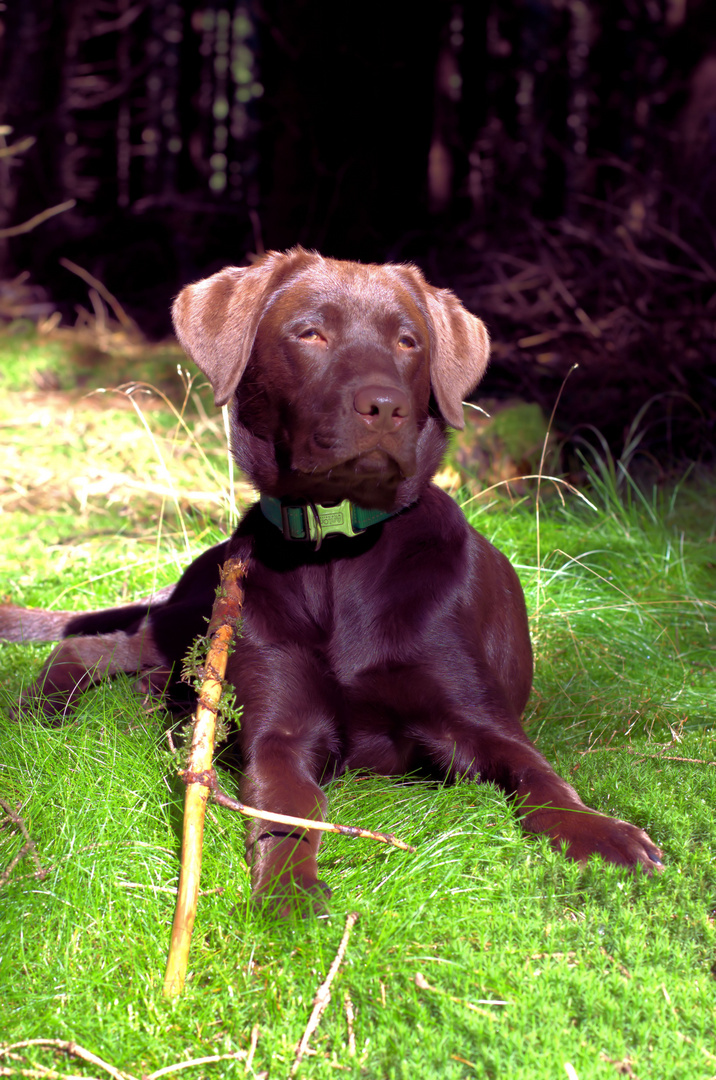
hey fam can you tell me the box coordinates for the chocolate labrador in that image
[1,248,663,911]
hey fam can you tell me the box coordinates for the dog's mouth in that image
[278,447,411,509]
[305,444,412,481]
[348,448,400,474]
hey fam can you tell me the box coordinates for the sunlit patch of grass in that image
[0,338,255,611]
[461,464,716,753]
[0,319,188,394]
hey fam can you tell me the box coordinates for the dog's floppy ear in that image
[172,248,309,406]
[423,284,490,429]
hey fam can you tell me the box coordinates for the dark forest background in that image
[1,0,715,463]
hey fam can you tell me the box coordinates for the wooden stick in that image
[163,554,247,998]
[0,1039,132,1080]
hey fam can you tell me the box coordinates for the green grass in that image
[0,318,191,395]
[0,332,715,1079]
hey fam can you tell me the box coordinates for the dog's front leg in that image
[241,748,331,916]
[234,648,338,916]
[419,712,663,873]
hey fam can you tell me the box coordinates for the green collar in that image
[259,494,395,546]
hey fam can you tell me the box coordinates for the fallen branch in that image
[0,1039,248,1080]
[0,1039,129,1080]
[163,553,248,998]
[291,911,360,1077]
[0,799,46,890]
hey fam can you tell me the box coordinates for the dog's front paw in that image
[253,870,332,919]
[525,807,663,873]
[250,833,331,917]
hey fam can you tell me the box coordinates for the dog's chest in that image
[238,516,470,685]
[241,554,402,672]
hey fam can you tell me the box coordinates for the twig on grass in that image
[147,1051,247,1078]
[0,799,46,889]
[575,747,716,767]
[0,1040,130,1080]
[450,1054,479,1071]
[246,1025,259,1072]
[414,971,511,1017]
[163,553,248,998]
[676,1032,716,1064]
[598,1052,639,1078]
[0,1040,249,1080]
[344,993,356,1056]
[195,767,415,851]
[0,842,43,891]
[290,911,360,1077]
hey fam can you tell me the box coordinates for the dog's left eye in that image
[297,328,326,343]
[397,335,417,350]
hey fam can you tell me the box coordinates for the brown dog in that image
[1,248,662,912]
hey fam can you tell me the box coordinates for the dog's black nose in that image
[354,384,410,432]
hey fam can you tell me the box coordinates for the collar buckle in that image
[260,493,393,546]
[314,500,366,540]
[280,499,365,546]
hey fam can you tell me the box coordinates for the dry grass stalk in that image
[577,746,716,766]
[59,257,140,337]
[290,911,360,1076]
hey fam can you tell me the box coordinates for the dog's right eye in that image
[397,335,417,351]
[297,328,326,344]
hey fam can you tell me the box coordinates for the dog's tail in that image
[0,606,83,642]
[0,585,176,643]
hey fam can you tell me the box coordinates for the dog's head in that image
[173,248,489,511]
